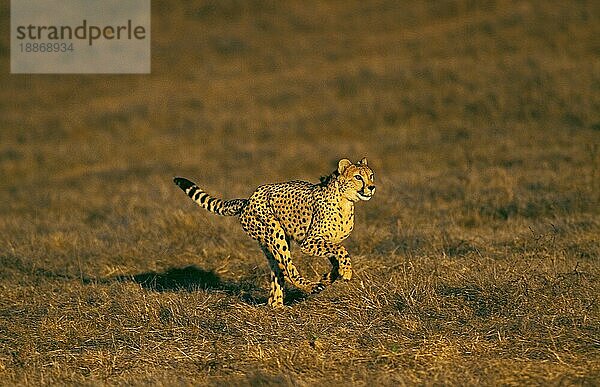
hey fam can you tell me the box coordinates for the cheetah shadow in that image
[99,265,310,306]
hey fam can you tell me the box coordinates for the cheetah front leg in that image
[300,237,353,285]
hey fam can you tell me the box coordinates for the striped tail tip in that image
[174,177,194,191]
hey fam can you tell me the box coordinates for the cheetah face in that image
[337,157,376,202]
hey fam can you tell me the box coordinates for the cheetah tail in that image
[173,177,248,216]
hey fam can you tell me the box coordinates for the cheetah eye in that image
[370,174,374,181]
[354,175,363,181]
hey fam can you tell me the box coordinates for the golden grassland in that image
[0,0,599,385]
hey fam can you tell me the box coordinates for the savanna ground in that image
[1,0,599,385]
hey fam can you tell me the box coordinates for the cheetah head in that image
[337,157,376,202]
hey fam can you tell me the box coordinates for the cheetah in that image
[173,157,375,307]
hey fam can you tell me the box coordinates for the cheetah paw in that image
[310,282,326,294]
[268,298,284,308]
[339,268,353,281]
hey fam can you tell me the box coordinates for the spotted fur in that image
[173,157,375,307]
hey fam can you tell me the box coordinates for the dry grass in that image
[1,0,599,385]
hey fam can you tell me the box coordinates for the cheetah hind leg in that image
[260,245,285,308]
[263,221,324,295]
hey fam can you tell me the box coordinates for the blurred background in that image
[1,1,598,187]
[0,1,599,383]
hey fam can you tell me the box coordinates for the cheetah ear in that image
[358,157,368,166]
[338,158,352,174]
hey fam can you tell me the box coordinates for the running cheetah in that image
[173,158,375,307]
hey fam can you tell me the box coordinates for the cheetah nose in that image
[368,185,375,191]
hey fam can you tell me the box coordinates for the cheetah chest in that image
[316,199,355,244]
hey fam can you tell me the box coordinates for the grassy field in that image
[1,0,599,385]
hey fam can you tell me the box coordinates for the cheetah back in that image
[242,180,315,243]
